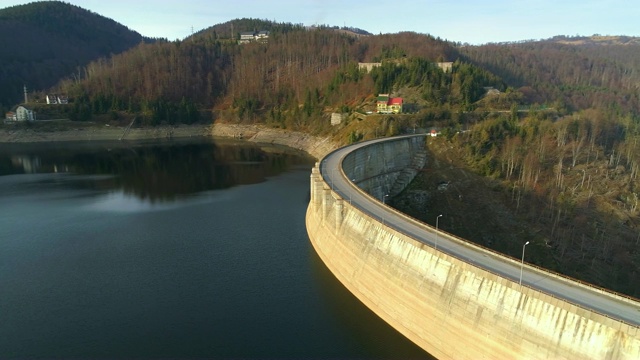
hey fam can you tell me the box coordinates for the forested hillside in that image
[52,20,505,131]
[49,18,640,131]
[0,1,154,112]
[420,37,640,297]
[459,36,640,114]
[417,109,639,297]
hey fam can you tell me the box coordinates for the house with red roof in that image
[4,106,36,122]
[376,94,403,114]
[4,111,17,121]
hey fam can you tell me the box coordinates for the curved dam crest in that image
[306,135,640,359]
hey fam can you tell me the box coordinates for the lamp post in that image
[381,194,390,226]
[350,179,356,204]
[332,168,338,191]
[520,241,530,286]
[435,214,443,251]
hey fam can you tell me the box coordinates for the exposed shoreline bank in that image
[0,122,338,160]
[209,123,337,160]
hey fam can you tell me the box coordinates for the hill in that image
[459,35,640,114]
[0,1,154,112]
[41,24,640,132]
[547,35,640,46]
[50,22,486,129]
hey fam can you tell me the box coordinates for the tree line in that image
[460,40,640,116]
[52,24,503,130]
[445,107,640,296]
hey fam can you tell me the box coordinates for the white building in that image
[331,113,344,126]
[239,31,255,43]
[16,106,36,121]
[256,30,269,40]
[46,94,68,104]
[238,30,269,44]
[46,94,58,104]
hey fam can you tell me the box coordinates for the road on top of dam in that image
[320,135,640,327]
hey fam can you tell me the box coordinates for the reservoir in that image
[0,138,429,359]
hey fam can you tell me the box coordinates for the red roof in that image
[389,97,403,105]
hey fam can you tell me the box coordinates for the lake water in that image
[0,138,430,359]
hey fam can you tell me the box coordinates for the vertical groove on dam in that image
[306,136,640,360]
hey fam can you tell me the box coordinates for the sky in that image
[1,0,639,44]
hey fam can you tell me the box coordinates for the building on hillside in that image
[16,105,36,121]
[437,62,453,72]
[358,62,382,72]
[376,94,403,114]
[483,87,501,96]
[5,111,17,121]
[238,30,269,44]
[360,61,451,74]
[239,32,255,44]
[46,94,69,104]
[331,113,345,126]
[376,94,390,113]
[388,97,403,113]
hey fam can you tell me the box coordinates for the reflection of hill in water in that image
[0,139,314,202]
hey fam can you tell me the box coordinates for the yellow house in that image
[376,94,403,114]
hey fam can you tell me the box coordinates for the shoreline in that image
[0,122,338,160]
[209,123,337,160]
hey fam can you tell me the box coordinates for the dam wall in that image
[339,135,427,201]
[306,136,640,359]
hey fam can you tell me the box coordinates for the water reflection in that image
[0,139,314,202]
[0,139,431,358]
[10,155,41,173]
[89,191,196,213]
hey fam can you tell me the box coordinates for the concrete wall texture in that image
[341,136,427,200]
[306,136,640,359]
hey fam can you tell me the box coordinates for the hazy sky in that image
[2,0,638,44]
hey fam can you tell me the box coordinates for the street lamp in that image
[520,241,530,286]
[435,214,443,251]
[330,168,336,190]
[350,179,356,204]
[381,194,390,226]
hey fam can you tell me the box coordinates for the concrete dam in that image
[305,135,640,359]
